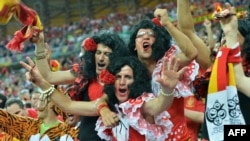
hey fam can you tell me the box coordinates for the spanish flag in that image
[205,43,245,141]
[0,0,43,52]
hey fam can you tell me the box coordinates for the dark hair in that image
[82,32,129,80]
[104,56,152,112]
[5,98,24,109]
[0,93,7,109]
[128,18,172,62]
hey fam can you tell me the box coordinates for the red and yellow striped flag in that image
[0,0,43,52]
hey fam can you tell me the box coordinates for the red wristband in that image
[97,103,108,116]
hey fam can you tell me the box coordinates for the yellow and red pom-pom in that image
[215,2,222,12]
[50,59,61,72]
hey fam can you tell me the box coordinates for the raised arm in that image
[220,3,250,97]
[20,57,98,116]
[177,0,212,70]
[154,8,197,68]
[31,29,76,85]
[142,56,187,116]
[203,18,215,49]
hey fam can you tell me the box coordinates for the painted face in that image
[6,103,24,116]
[95,44,112,75]
[114,65,134,104]
[135,29,156,60]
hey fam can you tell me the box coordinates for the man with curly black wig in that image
[22,31,129,140]
[94,54,190,140]
[21,52,188,140]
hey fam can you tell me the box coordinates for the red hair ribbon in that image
[82,37,97,52]
[99,70,116,85]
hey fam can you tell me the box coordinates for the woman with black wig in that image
[21,31,129,140]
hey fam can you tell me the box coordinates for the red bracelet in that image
[97,103,108,116]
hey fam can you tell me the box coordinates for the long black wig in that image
[127,18,172,62]
[68,32,130,101]
[103,56,152,112]
[81,32,129,80]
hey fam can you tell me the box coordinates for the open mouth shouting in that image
[97,62,107,71]
[143,42,151,51]
[118,88,127,95]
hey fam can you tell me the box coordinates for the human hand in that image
[156,56,187,93]
[29,26,45,44]
[20,56,46,86]
[154,8,170,26]
[219,3,238,35]
[100,108,120,127]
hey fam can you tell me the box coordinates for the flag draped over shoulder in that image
[0,0,43,52]
[205,43,245,141]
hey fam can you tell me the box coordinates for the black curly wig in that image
[81,32,129,80]
[128,18,172,62]
[103,56,152,112]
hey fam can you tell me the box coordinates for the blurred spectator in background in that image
[31,88,41,109]
[5,97,37,118]
[5,98,26,116]
[0,93,78,140]
[18,89,31,105]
